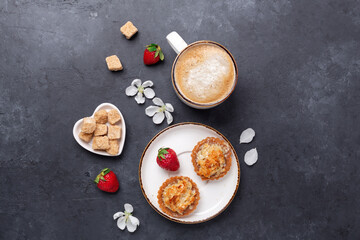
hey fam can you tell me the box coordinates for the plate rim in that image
[138,122,241,224]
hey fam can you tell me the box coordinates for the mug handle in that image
[166,31,188,54]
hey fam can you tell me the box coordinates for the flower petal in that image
[145,106,159,117]
[244,148,258,166]
[113,212,125,220]
[240,128,255,144]
[165,103,174,112]
[126,219,137,232]
[135,92,145,104]
[144,88,155,99]
[129,215,140,227]
[152,97,164,107]
[165,111,173,125]
[125,86,138,96]
[117,216,126,230]
[124,203,133,213]
[131,79,142,87]
[142,80,153,88]
[153,112,165,124]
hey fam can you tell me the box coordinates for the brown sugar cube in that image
[108,125,121,140]
[81,117,96,134]
[120,21,138,39]
[94,124,107,136]
[94,109,108,124]
[106,55,123,71]
[92,136,110,150]
[106,140,119,155]
[78,132,93,142]
[108,109,121,124]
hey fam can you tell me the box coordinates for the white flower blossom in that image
[145,97,174,125]
[113,203,140,233]
[125,79,155,104]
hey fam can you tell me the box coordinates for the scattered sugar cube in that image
[106,55,123,71]
[120,21,138,39]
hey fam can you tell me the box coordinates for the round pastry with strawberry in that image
[143,43,164,65]
[156,147,179,171]
[94,168,119,193]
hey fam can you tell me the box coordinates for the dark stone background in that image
[1,0,359,239]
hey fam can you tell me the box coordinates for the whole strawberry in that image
[94,168,119,193]
[143,43,164,65]
[156,147,179,171]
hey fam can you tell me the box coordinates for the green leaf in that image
[154,50,159,58]
[103,168,111,175]
[158,147,170,160]
[159,51,164,61]
[94,176,100,184]
[95,168,110,183]
[147,46,157,52]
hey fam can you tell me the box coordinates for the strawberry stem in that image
[157,147,169,161]
[94,168,111,183]
[146,44,165,61]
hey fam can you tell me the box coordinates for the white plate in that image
[139,122,240,223]
[73,103,126,156]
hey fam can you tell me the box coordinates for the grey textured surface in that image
[1,0,360,239]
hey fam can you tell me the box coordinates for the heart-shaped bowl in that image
[73,103,126,156]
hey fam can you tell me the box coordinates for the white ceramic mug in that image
[166,31,238,109]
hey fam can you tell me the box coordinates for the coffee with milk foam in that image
[174,43,235,105]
